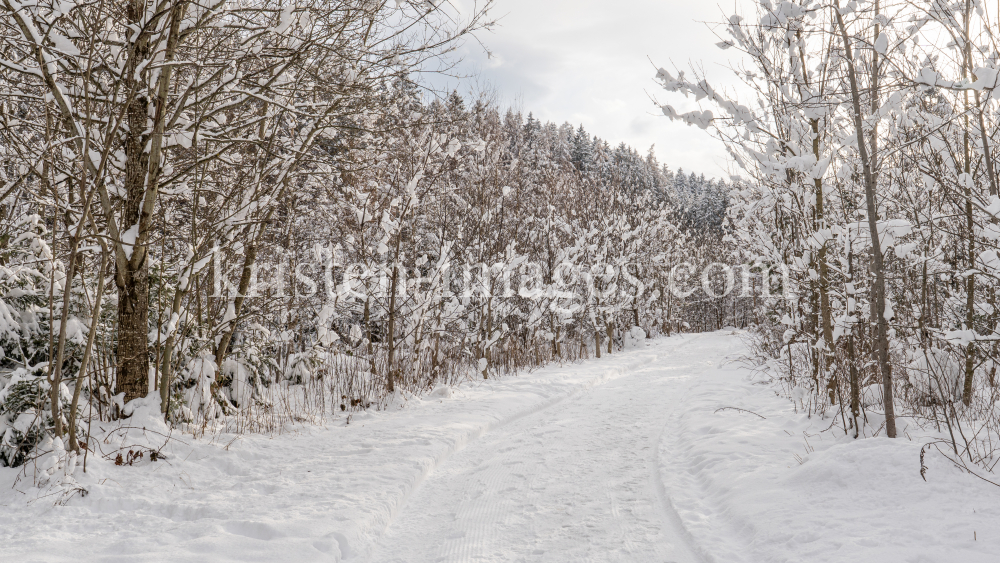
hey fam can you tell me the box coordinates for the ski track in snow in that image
[367,333,716,563]
[4,331,1000,562]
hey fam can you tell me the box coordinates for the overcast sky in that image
[430,0,752,179]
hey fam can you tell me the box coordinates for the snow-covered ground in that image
[3,331,1000,562]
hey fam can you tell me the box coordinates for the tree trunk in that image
[116,266,150,405]
[159,272,191,413]
[594,323,601,359]
[835,2,896,437]
[364,297,375,374]
[961,1,978,406]
[215,243,259,369]
[386,258,399,392]
[68,247,108,452]
[812,118,837,404]
[605,314,613,355]
[115,0,154,406]
[115,0,187,408]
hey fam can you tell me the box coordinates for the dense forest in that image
[0,0,737,473]
[5,0,999,494]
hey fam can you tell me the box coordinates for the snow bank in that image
[659,333,1000,563]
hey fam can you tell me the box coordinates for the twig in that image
[714,406,766,419]
[928,441,1000,489]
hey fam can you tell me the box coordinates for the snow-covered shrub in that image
[0,215,56,371]
[0,215,82,466]
[31,433,79,488]
[222,358,255,408]
[0,365,79,468]
[907,348,963,404]
[623,326,646,349]
[284,352,315,385]
[176,353,218,422]
[0,366,49,467]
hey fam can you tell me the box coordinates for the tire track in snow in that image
[647,333,737,563]
[357,339,681,561]
[439,439,521,562]
[654,335,753,563]
[366,334,710,562]
[652,419,709,563]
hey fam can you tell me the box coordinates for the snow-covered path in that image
[367,334,716,563]
[5,331,1000,563]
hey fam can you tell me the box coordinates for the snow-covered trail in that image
[0,333,728,563]
[367,333,725,563]
[6,331,1000,563]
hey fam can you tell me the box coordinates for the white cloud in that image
[428,0,754,178]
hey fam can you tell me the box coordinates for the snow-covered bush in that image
[175,353,218,423]
[907,348,964,404]
[0,215,56,371]
[0,366,50,467]
[0,216,84,467]
[622,326,646,349]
